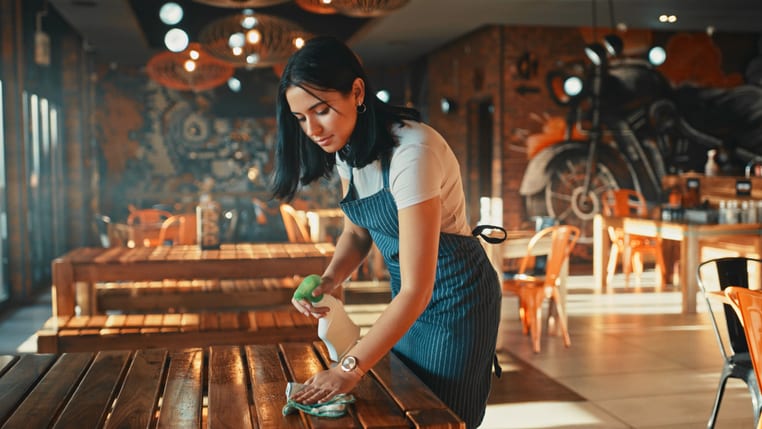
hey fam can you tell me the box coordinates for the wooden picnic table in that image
[0,342,464,428]
[52,242,335,317]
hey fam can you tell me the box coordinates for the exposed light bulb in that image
[246,29,262,45]
[246,54,260,64]
[159,2,183,25]
[228,32,245,49]
[648,46,666,66]
[563,76,583,97]
[164,28,189,52]
[242,16,257,30]
[228,77,242,92]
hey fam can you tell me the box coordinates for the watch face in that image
[341,355,357,372]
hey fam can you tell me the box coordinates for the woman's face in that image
[285,79,364,153]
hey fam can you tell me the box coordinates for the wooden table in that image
[593,214,762,313]
[0,342,464,428]
[52,242,335,317]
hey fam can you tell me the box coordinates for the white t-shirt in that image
[336,120,470,235]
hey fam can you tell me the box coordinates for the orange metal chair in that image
[157,213,198,245]
[502,224,580,353]
[126,208,172,225]
[279,203,312,243]
[126,208,172,247]
[724,286,762,429]
[600,189,666,287]
[699,257,762,429]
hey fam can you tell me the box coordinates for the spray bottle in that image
[294,275,360,362]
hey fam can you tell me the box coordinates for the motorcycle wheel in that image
[525,150,633,245]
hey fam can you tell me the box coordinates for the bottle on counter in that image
[196,178,221,250]
[705,149,720,176]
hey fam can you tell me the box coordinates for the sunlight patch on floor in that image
[481,401,627,429]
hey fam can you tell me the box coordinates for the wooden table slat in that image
[207,346,255,428]
[2,353,92,428]
[54,351,132,428]
[157,349,204,428]
[105,349,167,429]
[0,354,57,424]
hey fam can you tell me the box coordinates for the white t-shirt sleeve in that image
[389,140,442,209]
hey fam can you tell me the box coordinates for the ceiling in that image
[49,0,762,68]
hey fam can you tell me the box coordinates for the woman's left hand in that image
[289,366,362,404]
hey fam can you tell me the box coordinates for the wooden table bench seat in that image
[53,243,335,317]
[0,343,464,428]
[36,309,318,353]
[95,277,299,313]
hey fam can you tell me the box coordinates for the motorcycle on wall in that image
[519,41,762,245]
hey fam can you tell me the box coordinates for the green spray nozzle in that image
[294,274,324,303]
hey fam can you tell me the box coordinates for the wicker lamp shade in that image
[146,43,234,92]
[191,0,290,8]
[199,12,310,68]
[295,0,338,14]
[329,0,410,17]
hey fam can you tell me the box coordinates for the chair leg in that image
[607,243,620,286]
[623,244,632,286]
[519,289,541,353]
[529,288,544,353]
[707,369,732,429]
[550,288,571,348]
[655,245,667,289]
[744,366,762,429]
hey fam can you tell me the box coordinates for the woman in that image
[272,36,501,428]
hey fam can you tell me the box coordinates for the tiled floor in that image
[0,270,757,428]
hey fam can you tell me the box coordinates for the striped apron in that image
[340,157,501,428]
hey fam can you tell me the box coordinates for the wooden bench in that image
[0,343,464,428]
[52,243,335,317]
[36,309,318,353]
[95,277,299,313]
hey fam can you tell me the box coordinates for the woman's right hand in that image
[292,275,336,318]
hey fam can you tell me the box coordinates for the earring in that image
[356,103,367,114]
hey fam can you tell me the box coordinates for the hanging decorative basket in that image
[191,0,291,8]
[294,0,338,15]
[199,12,311,68]
[329,0,410,17]
[146,43,234,92]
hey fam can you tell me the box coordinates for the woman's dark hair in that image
[271,35,421,201]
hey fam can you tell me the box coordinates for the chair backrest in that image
[601,189,648,218]
[280,203,311,243]
[519,225,580,287]
[697,257,762,357]
[127,208,172,225]
[725,286,762,404]
[158,213,197,245]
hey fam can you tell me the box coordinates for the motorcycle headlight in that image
[546,65,586,106]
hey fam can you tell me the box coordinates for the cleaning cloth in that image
[282,382,356,418]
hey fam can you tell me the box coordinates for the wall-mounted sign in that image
[736,179,752,197]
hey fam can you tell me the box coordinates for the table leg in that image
[52,257,75,317]
[681,227,699,314]
[593,214,609,293]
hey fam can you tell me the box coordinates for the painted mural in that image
[95,68,341,243]
[518,31,762,244]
